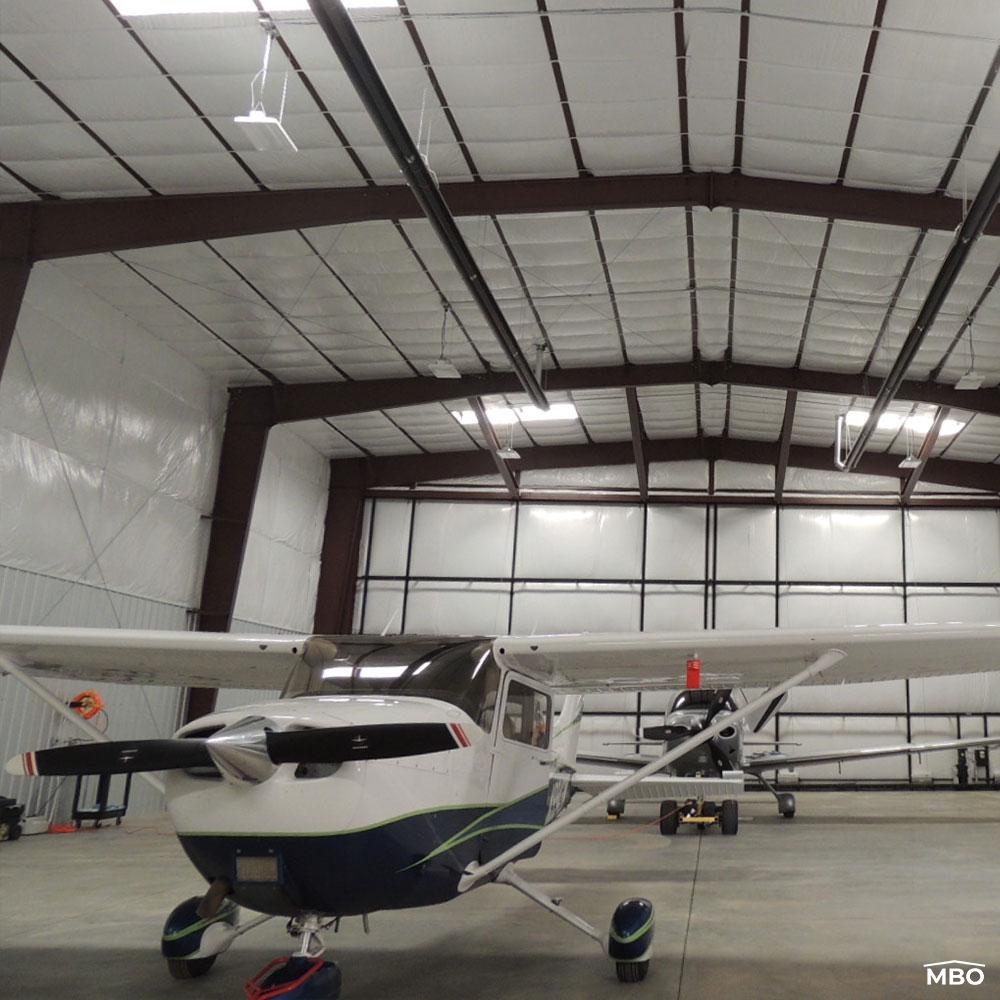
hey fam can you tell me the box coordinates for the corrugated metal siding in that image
[0,564,188,821]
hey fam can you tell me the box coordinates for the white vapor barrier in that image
[779,586,906,627]
[716,585,776,629]
[515,504,643,579]
[643,584,705,631]
[519,466,639,489]
[511,583,641,634]
[362,580,405,634]
[779,508,903,582]
[233,426,329,633]
[368,500,412,577]
[716,507,776,579]
[0,565,187,821]
[409,502,515,578]
[905,509,1000,583]
[0,264,229,820]
[645,506,706,579]
[648,460,710,490]
[356,495,1000,783]
[0,263,224,606]
[404,581,510,635]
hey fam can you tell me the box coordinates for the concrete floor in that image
[1,792,998,1000]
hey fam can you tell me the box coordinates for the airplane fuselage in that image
[169,691,566,918]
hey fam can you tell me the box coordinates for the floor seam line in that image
[675,833,702,1000]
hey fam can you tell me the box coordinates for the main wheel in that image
[720,799,739,835]
[167,956,216,980]
[778,793,796,818]
[616,960,649,983]
[659,800,679,836]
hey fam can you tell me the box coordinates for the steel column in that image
[313,463,366,634]
[186,392,274,722]
[0,203,33,378]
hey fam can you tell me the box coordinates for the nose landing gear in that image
[245,915,342,1000]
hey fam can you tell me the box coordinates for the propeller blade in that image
[266,723,462,764]
[704,689,734,724]
[641,724,692,741]
[5,739,211,777]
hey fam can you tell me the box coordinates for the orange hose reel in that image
[69,690,104,720]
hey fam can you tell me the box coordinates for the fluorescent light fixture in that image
[234,110,298,152]
[429,358,462,379]
[846,409,965,437]
[497,446,521,460]
[451,402,578,427]
[113,0,394,13]
[955,371,985,390]
[898,455,922,469]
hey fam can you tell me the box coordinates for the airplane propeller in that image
[5,722,465,779]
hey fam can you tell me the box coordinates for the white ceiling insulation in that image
[1,1,997,485]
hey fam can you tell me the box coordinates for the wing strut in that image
[458,647,846,892]
[0,653,165,795]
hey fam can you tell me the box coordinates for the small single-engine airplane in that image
[577,677,1000,832]
[2,622,999,999]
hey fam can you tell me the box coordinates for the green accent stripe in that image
[610,913,655,945]
[400,822,542,871]
[162,902,237,943]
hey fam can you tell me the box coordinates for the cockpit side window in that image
[501,679,551,749]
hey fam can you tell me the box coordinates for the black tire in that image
[616,960,649,983]
[607,798,625,819]
[701,800,718,818]
[167,956,217,980]
[720,799,739,835]
[8,823,21,842]
[659,800,679,836]
[778,793,796,819]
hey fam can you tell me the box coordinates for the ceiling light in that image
[235,109,298,151]
[845,409,965,438]
[451,403,578,427]
[497,447,521,460]
[955,371,985,390]
[429,358,461,379]
[898,455,922,470]
[113,1,394,13]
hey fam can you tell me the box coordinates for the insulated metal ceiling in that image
[1,0,998,483]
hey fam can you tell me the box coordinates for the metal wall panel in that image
[0,564,187,821]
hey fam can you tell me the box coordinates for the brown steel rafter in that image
[335,435,999,495]
[7,173,998,262]
[224,361,1000,427]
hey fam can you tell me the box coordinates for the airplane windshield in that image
[281,638,501,728]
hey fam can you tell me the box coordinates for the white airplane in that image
[578,681,1000,832]
[2,622,999,998]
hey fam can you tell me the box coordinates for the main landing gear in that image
[755,771,796,818]
[160,890,272,981]
[658,799,739,835]
[494,865,655,984]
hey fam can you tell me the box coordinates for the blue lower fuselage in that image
[178,788,549,917]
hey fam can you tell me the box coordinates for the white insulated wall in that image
[0,262,225,818]
[354,487,1000,783]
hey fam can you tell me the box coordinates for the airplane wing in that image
[744,734,1000,772]
[573,772,744,802]
[493,622,1000,691]
[0,625,327,689]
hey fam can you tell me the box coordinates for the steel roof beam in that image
[775,390,798,502]
[333,436,999,495]
[901,407,950,503]
[6,172,998,262]
[306,0,547,408]
[469,397,519,498]
[842,152,1000,470]
[226,361,1000,426]
[625,387,649,499]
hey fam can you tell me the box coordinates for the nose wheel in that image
[245,915,342,1000]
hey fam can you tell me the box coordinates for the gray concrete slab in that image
[1,792,997,1000]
